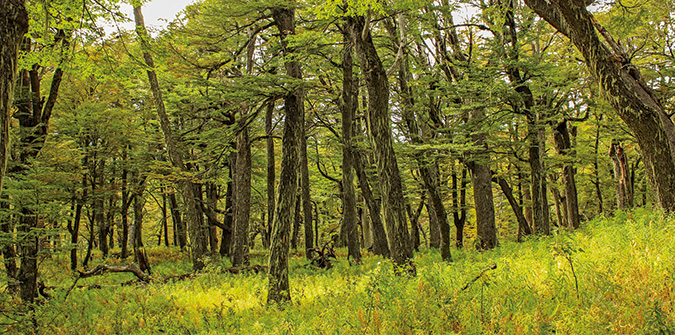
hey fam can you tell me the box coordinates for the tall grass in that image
[2,207,674,334]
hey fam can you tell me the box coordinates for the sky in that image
[105,0,196,34]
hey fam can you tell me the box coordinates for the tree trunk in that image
[494,176,532,240]
[1,195,18,292]
[168,190,186,249]
[593,114,604,214]
[219,156,234,256]
[291,190,302,250]
[134,6,209,270]
[205,183,219,252]
[300,126,314,260]
[120,157,130,258]
[341,27,361,263]
[268,5,303,304]
[231,30,256,267]
[162,189,170,247]
[351,15,414,274]
[385,15,450,261]
[352,123,390,257]
[553,120,581,229]
[451,165,468,247]
[0,0,28,193]
[406,196,425,252]
[525,0,675,212]
[468,108,498,250]
[231,117,252,267]
[95,160,108,258]
[610,141,634,210]
[265,99,276,250]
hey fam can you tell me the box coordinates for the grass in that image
[2,207,675,334]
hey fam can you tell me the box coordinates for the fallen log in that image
[65,263,151,300]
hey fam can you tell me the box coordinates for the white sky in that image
[104,0,196,34]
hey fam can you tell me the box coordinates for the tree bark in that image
[265,100,276,250]
[525,0,675,212]
[495,176,532,239]
[451,165,468,247]
[95,160,108,258]
[219,154,234,256]
[133,6,209,270]
[341,26,361,263]
[0,0,28,193]
[351,15,415,274]
[352,122,390,257]
[385,15,451,261]
[610,141,633,210]
[553,120,580,228]
[468,108,498,250]
[231,115,252,267]
[268,5,303,304]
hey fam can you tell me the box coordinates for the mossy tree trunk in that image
[268,4,303,304]
[133,6,209,271]
[0,0,28,193]
[350,15,414,274]
[341,23,361,264]
[554,120,581,229]
[525,0,675,213]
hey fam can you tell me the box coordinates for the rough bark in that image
[265,100,276,250]
[231,115,252,267]
[133,6,209,270]
[300,126,314,260]
[352,123,390,257]
[593,115,604,214]
[525,0,675,212]
[451,165,468,248]
[341,26,361,263]
[268,5,303,304]
[219,155,234,256]
[95,160,108,258]
[205,184,219,252]
[468,109,498,250]
[168,190,186,249]
[1,195,18,292]
[610,141,634,210]
[385,15,450,261]
[351,15,414,274]
[494,176,532,239]
[553,120,580,229]
[0,0,28,193]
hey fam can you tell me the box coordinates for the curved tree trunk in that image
[133,6,209,271]
[525,0,675,212]
[351,15,414,274]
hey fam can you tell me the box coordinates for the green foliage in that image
[2,208,674,334]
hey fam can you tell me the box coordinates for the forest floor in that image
[2,208,675,334]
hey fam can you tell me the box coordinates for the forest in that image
[1,0,675,333]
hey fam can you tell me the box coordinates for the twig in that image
[461,263,497,291]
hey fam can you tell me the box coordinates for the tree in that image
[524,0,675,212]
[0,0,28,192]
[350,14,415,274]
[133,4,209,271]
[267,3,304,304]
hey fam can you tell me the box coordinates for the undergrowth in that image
[2,207,674,334]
